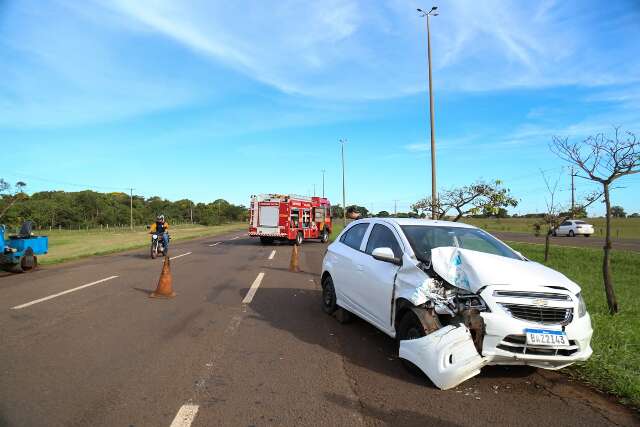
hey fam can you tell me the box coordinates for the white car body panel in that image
[321,218,593,390]
[556,220,595,236]
[399,325,488,390]
[430,246,581,294]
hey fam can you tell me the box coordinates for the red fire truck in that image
[249,194,332,245]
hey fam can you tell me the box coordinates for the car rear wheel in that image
[321,275,337,315]
[569,230,575,237]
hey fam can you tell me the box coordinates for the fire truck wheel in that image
[320,229,329,243]
[295,232,303,246]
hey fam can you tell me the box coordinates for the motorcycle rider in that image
[150,215,170,255]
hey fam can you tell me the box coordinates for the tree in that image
[411,180,518,221]
[551,127,640,314]
[0,180,28,221]
[541,170,601,262]
[376,210,390,217]
[630,213,639,218]
[330,205,344,219]
[611,206,626,218]
[346,205,369,218]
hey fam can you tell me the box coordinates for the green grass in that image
[461,217,640,240]
[329,221,639,407]
[507,242,640,408]
[33,223,246,265]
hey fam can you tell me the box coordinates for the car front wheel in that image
[569,230,575,237]
[398,309,441,376]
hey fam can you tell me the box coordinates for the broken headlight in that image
[577,292,587,317]
[457,294,490,312]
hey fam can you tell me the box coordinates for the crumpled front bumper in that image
[399,325,487,390]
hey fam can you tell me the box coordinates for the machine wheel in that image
[295,232,303,246]
[397,309,441,376]
[569,230,575,237]
[320,229,329,243]
[21,253,37,272]
[584,234,590,237]
[150,242,157,259]
[552,230,557,237]
[321,275,338,315]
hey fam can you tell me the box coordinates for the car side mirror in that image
[372,247,402,265]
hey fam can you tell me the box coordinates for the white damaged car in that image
[321,218,593,390]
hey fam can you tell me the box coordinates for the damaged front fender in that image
[399,325,487,390]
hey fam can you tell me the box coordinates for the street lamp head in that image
[431,6,438,11]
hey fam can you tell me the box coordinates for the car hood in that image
[430,246,581,295]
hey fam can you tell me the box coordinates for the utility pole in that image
[313,184,316,197]
[129,188,134,231]
[190,200,193,224]
[321,169,326,198]
[417,7,439,219]
[394,199,399,217]
[570,167,576,217]
[340,139,347,227]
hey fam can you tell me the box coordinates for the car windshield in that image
[400,225,521,262]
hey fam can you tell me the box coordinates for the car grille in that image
[493,290,571,301]
[497,335,578,356]
[500,303,573,325]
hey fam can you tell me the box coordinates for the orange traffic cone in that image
[150,256,176,298]
[289,243,300,272]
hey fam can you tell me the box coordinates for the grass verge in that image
[507,241,640,408]
[329,221,639,407]
[35,223,245,265]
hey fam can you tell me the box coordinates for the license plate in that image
[525,328,569,347]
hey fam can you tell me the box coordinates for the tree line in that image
[0,184,248,229]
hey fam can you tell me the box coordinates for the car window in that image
[575,220,586,224]
[561,221,572,226]
[365,224,402,258]
[339,223,369,250]
[401,225,520,262]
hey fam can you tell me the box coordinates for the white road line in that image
[268,250,276,260]
[208,242,221,247]
[169,252,192,260]
[11,275,119,310]
[170,404,199,427]
[231,236,240,240]
[242,272,265,304]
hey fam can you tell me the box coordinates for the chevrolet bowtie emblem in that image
[532,298,549,307]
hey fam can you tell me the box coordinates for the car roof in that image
[353,217,478,229]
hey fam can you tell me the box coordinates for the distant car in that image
[553,220,594,237]
[321,218,593,390]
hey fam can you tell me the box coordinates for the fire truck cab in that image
[249,194,332,245]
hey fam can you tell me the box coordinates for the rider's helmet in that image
[157,214,165,222]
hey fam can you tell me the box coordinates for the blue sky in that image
[1,0,639,215]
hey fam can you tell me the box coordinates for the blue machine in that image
[0,221,48,273]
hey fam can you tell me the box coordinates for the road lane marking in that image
[208,242,221,247]
[11,275,119,310]
[268,250,276,260]
[242,272,265,304]
[170,404,199,427]
[169,252,192,260]
[231,236,240,240]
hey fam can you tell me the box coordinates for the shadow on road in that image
[242,285,540,388]
[324,392,460,427]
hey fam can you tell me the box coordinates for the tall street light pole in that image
[321,169,326,198]
[340,139,347,227]
[129,188,134,231]
[417,6,438,219]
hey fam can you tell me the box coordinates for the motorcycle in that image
[150,232,169,259]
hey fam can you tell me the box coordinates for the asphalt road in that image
[493,231,640,252]
[1,233,637,426]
